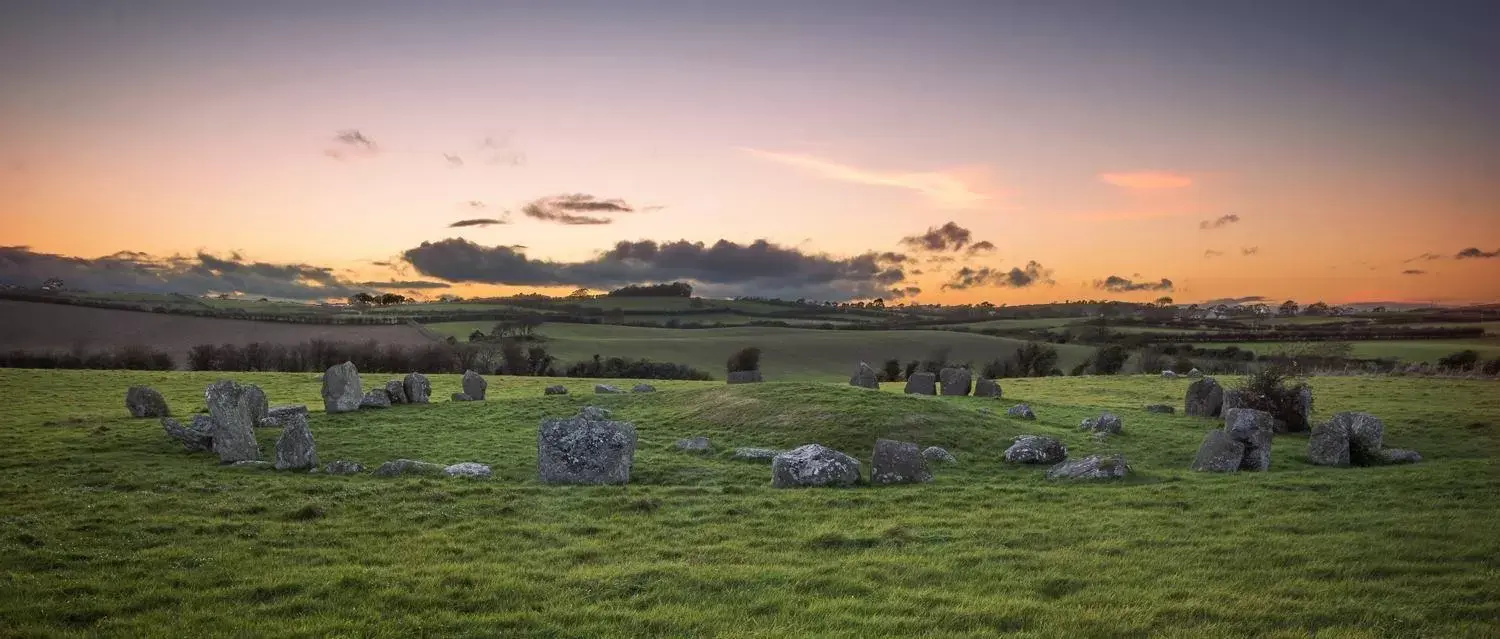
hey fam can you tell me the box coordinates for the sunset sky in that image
[2,0,1498,305]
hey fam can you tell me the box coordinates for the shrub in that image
[727,347,762,373]
[1234,365,1313,431]
[1437,350,1480,370]
[1483,358,1500,376]
[1091,345,1129,375]
[981,341,1058,378]
[903,360,920,380]
[881,359,902,382]
[0,346,175,371]
[564,355,712,380]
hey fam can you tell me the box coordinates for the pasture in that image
[0,370,1496,636]
[1198,339,1500,364]
[424,322,1098,379]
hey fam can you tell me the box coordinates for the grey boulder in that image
[1378,448,1422,464]
[1080,413,1123,434]
[921,446,957,464]
[205,380,260,463]
[451,392,474,402]
[973,378,1001,398]
[443,462,492,479]
[1004,435,1068,464]
[1161,370,1178,378]
[262,404,308,428]
[1191,430,1245,472]
[849,362,881,389]
[1223,408,1276,471]
[771,444,861,488]
[461,370,487,400]
[1006,403,1036,420]
[537,413,637,485]
[403,372,431,404]
[1045,454,1130,481]
[272,411,317,471]
[322,362,362,413]
[1187,368,1203,378]
[903,372,936,395]
[360,389,392,409]
[594,384,624,394]
[161,416,213,452]
[870,439,932,485]
[126,386,169,418]
[577,406,612,420]
[1185,377,1224,417]
[384,380,409,405]
[1308,412,1388,466]
[674,436,712,453]
[544,385,569,395]
[323,460,365,475]
[373,459,445,477]
[1306,422,1351,467]
[939,367,972,396]
[1222,389,1251,413]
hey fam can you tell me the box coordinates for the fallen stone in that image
[384,380,408,405]
[461,370,487,400]
[939,367,972,396]
[973,378,1001,398]
[674,436,712,453]
[1378,448,1422,464]
[1045,454,1130,481]
[537,413,637,484]
[262,404,308,428]
[1144,404,1175,414]
[631,384,656,393]
[1191,430,1246,472]
[1006,403,1036,420]
[205,380,260,463]
[161,416,213,452]
[451,392,473,402]
[126,386,169,418]
[903,372,937,395]
[323,460,365,475]
[1004,435,1067,464]
[322,362,362,413]
[443,462,492,479]
[229,460,272,470]
[1079,413,1123,434]
[577,406,612,420]
[727,370,763,384]
[1185,377,1225,417]
[372,459,445,477]
[1161,370,1178,379]
[1306,422,1351,467]
[771,444,862,488]
[870,439,931,485]
[594,384,624,394]
[544,385,569,395]
[360,389,392,409]
[849,362,880,389]
[1328,411,1385,464]
[921,446,957,464]
[273,412,317,471]
[403,372,431,404]
[731,447,781,462]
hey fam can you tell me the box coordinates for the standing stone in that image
[126,386,169,418]
[631,384,657,393]
[594,384,624,394]
[870,439,932,485]
[443,462,492,478]
[770,444,861,488]
[1145,404,1175,414]
[461,370,487,400]
[727,370,763,384]
[262,404,308,428]
[904,372,937,395]
[322,362,362,413]
[849,362,880,389]
[273,412,317,471]
[1191,430,1246,472]
[537,413,637,485]
[1306,421,1351,467]
[244,385,268,426]
[1327,411,1384,465]
[973,379,1001,398]
[205,380,259,463]
[160,416,213,452]
[1185,377,1225,417]
[921,446,957,464]
[403,372,431,404]
[1045,454,1130,481]
[674,436,712,453]
[1224,408,1275,471]
[939,367,972,396]
[1222,389,1251,413]
[384,380,409,405]
[1287,387,1314,433]
[1004,435,1067,464]
[360,389,392,409]
[1006,403,1037,420]
[544,385,569,395]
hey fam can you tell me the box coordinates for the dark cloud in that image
[965,240,997,255]
[1204,249,1225,258]
[1201,296,1267,306]
[402,237,906,300]
[886,286,922,299]
[1241,246,1260,256]
[909,268,925,276]
[0,246,392,300]
[1401,269,1427,276]
[355,280,451,290]
[901,222,973,252]
[1095,275,1174,293]
[521,194,636,225]
[1456,247,1499,259]
[325,129,378,159]
[448,218,507,228]
[942,261,1053,290]
[1199,214,1241,230]
[444,153,464,167]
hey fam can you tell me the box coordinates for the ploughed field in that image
[2,370,1497,636]
[0,300,435,368]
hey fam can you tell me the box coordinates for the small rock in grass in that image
[544,385,569,395]
[727,370,763,384]
[594,384,624,394]
[229,460,273,470]
[1004,435,1067,464]
[1006,403,1036,420]
[451,392,473,402]
[921,446,956,464]
[373,459,445,477]
[323,460,365,475]
[577,406,612,420]
[443,462,492,479]
[1045,454,1130,481]
[674,437,712,453]
[126,386,169,418]
[1378,448,1422,464]
[1079,413,1122,434]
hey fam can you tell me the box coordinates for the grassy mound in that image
[1,370,1497,636]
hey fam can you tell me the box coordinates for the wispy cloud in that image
[444,153,464,167]
[1404,252,1443,263]
[1095,275,1174,293]
[1401,269,1427,275]
[1204,249,1225,258]
[1099,171,1192,190]
[448,218,507,228]
[521,194,636,225]
[1241,246,1260,256]
[742,148,993,209]
[325,129,379,160]
[1199,214,1241,230]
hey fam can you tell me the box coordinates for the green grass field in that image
[1,370,1496,636]
[1199,339,1500,364]
[423,323,1098,379]
[949,317,1083,331]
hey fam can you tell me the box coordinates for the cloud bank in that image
[1095,275,1174,293]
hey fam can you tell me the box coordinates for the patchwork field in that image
[1,370,1496,636]
[424,323,1099,379]
[1198,339,1500,364]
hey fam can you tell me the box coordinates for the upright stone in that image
[1224,408,1275,471]
[770,444,861,488]
[849,362,880,389]
[1187,368,1204,378]
[1191,430,1246,472]
[1287,386,1314,433]
[537,413,637,484]
[403,372,431,404]
[384,380,409,405]
[461,370,487,400]
[870,439,931,485]
[939,367,972,396]
[1185,377,1225,417]
[904,372,937,395]
[244,385,268,426]
[125,386,169,418]
[973,378,1001,398]
[1328,411,1384,465]
[727,370,763,384]
[205,380,259,463]
[322,361,362,413]
[1306,421,1351,466]
[273,412,317,471]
